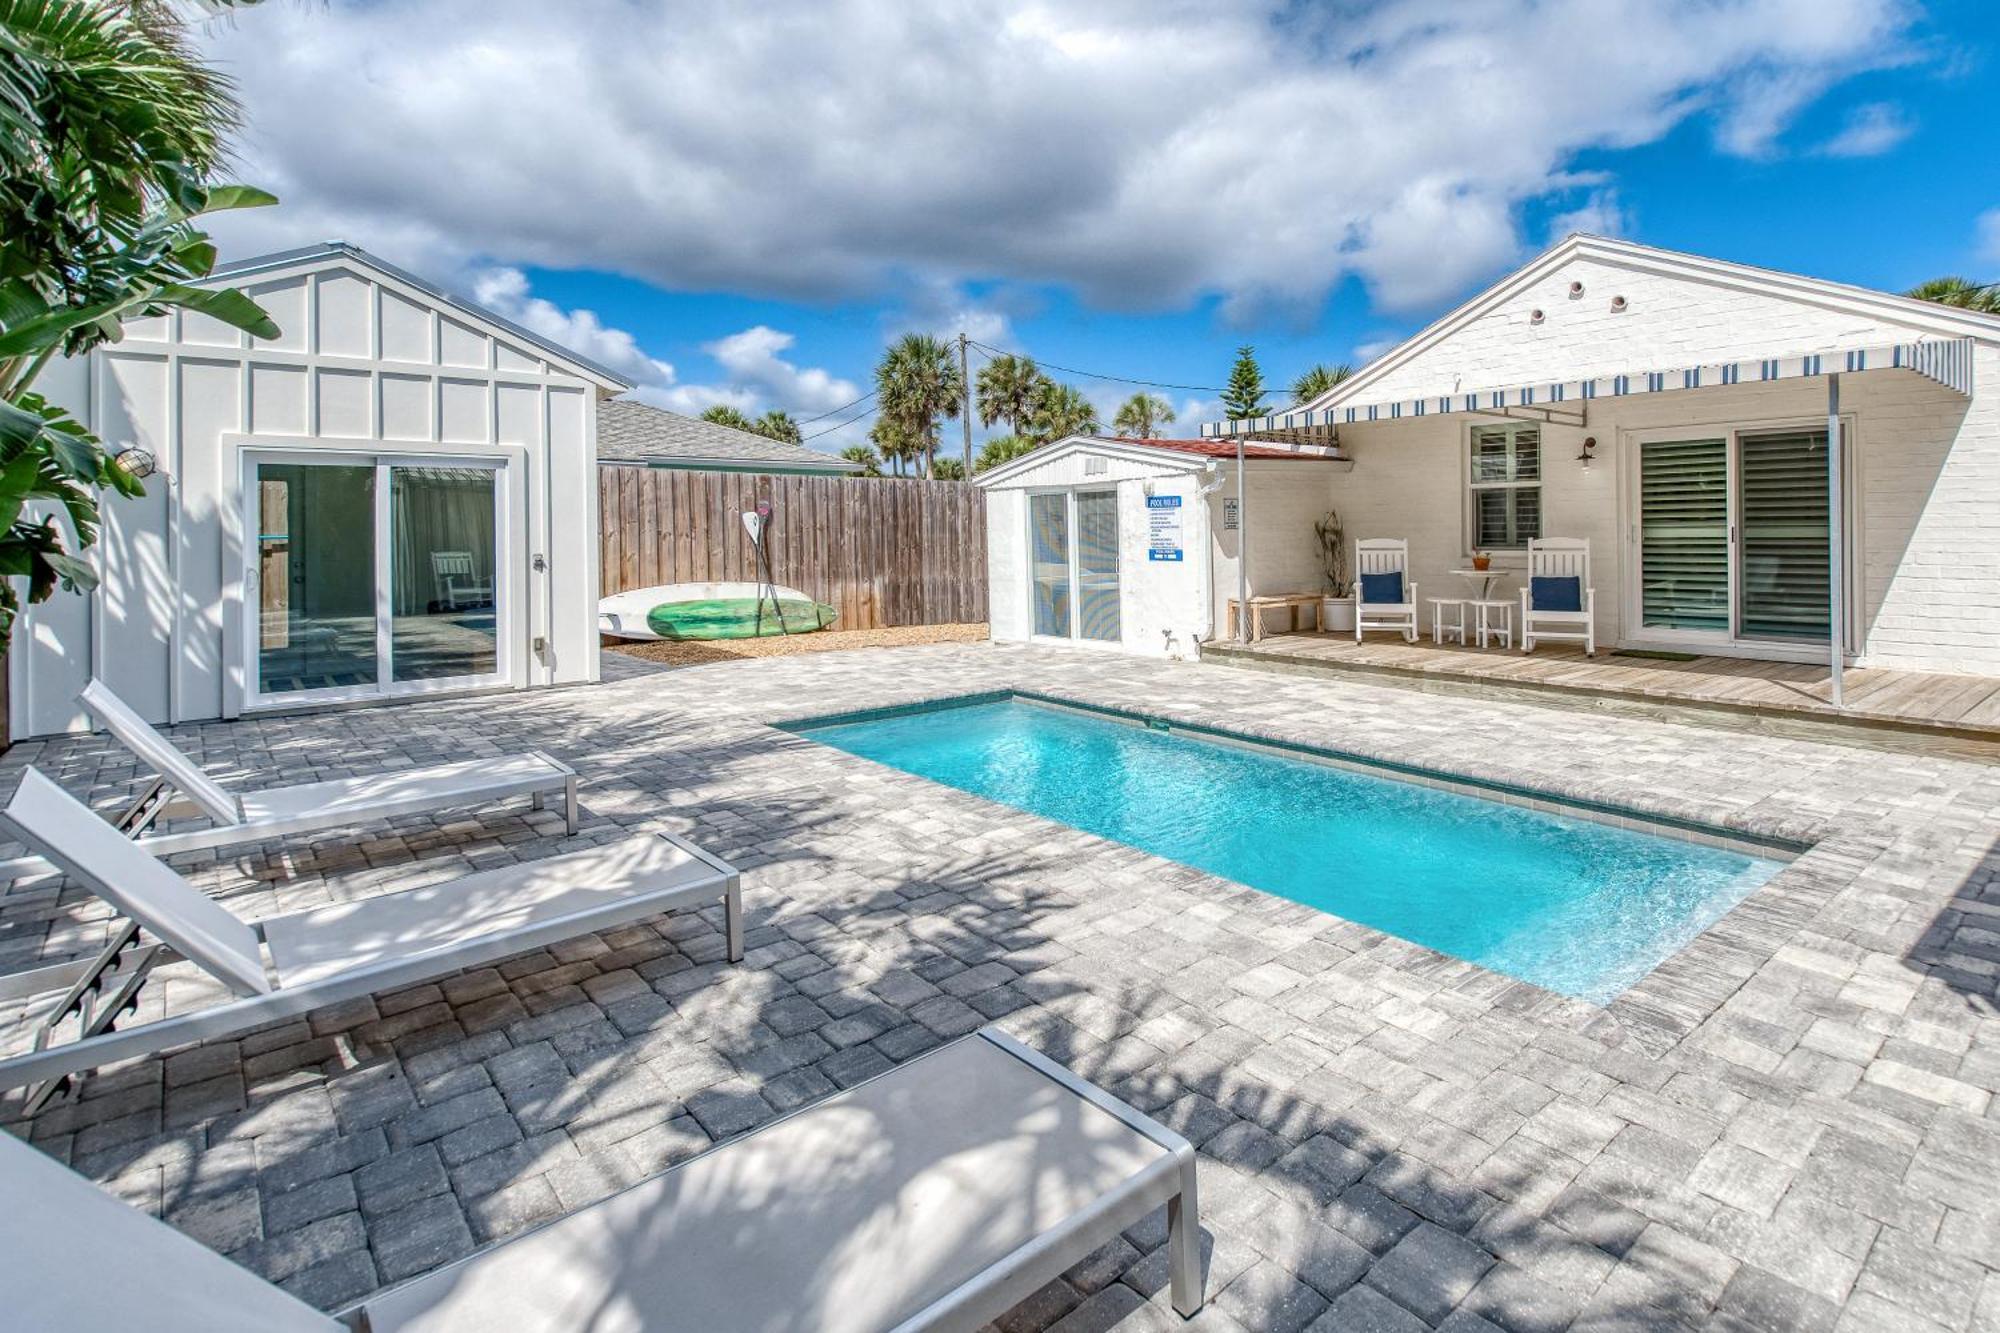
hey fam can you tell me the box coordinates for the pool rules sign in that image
[1147,495,1184,562]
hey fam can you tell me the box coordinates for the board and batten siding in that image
[598,468,988,631]
[9,254,609,738]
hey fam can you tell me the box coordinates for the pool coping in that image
[780,688,1809,860]
[775,685,1880,1057]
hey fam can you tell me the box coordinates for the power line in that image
[800,402,878,442]
[964,337,1225,394]
[794,387,877,424]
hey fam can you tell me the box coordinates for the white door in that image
[1027,489,1120,642]
[246,453,510,706]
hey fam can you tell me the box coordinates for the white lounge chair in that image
[1519,537,1597,655]
[0,680,578,882]
[1353,537,1419,642]
[0,1025,1204,1331]
[0,767,740,1110]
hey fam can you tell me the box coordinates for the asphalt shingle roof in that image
[597,398,858,472]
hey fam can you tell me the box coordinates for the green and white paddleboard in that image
[599,582,838,641]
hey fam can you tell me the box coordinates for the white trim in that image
[205,245,633,391]
[1021,485,1124,646]
[1302,233,2000,415]
[225,437,526,716]
[1616,410,1861,663]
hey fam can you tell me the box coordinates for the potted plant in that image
[1314,510,1355,633]
[1471,551,1492,572]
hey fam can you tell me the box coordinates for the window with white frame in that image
[1467,423,1541,550]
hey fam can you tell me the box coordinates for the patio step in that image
[1202,635,2000,759]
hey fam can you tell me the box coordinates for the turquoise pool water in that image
[793,698,1785,1003]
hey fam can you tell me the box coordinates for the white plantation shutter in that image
[1468,424,1541,549]
[1639,438,1729,631]
[1738,429,1831,640]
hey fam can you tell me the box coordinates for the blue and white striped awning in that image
[1203,336,1976,438]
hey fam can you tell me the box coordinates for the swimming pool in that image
[790,696,1787,1003]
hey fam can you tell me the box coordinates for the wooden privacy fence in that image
[598,468,988,630]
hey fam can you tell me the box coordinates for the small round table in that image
[1449,568,1507,601]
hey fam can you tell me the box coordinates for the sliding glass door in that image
[1737,430,1831,642]
[249,455,507,706]
[1026,489,1121,643]
[1632,426,1839,655]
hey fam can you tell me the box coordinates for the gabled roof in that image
[597,398,860,473]
[208,242,635,391]
[1305,233,2000,415]
[974,434,1346,488]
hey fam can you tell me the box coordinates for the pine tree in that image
[1222,346,1268,419]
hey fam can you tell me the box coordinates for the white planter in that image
[1320,597,1355,634]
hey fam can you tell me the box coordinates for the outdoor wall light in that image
[1577,436,1598,469]
[112,445,159,482]
[1609,295,1628,312]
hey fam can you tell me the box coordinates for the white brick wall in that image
[1319,248,2000,676]
[1351,254,1943,402]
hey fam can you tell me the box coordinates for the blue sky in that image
[202,1,2000,453]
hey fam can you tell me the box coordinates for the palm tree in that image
[868,416,920,477]
[975,353,1048,437]
[929,456,966,481]
[1112,393,1174,439]
[753,409,802,443]
[1029,382,1099,442]
[974,434,1040,474]
[1906,276,2000,313]
[699,404,756,432]
[0,0,278,646]
[838,444,881,477]
[1291,362,1353,405]
[874,334,964,479]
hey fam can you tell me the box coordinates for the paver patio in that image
[2,642,1996,1331]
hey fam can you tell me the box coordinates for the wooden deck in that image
[1205,632,2000,749]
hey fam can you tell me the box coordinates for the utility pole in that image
[958,332,973,476]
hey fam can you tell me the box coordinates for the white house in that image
[985,235,1998,679]
[8,243,633,739]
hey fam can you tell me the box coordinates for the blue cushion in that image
[1531,575,1582,612]
[1359,570,1404,605]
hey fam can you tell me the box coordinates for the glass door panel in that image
[1074,490,1121,642]
[1638,438,1729,632]
[391,466,500,682]
[1737,429,1830,641]
[255,463,379,696]
[1029,493,1071,637]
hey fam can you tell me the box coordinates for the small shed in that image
[976,436,1349,659]
[10,243,632,738]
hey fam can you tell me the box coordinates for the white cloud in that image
[1980,208,2000,265]
[1816,102,1915,157]
[704,327,862,415]
[468,268,849,426]
[471,267,675,388]
[199,0,1919,318]
[1547,190,1628,242]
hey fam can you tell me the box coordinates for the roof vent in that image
[1568,281,1585,299]
[1609,295,1628,313]
[1084,455,1108,475]
[1528,308,1546,325]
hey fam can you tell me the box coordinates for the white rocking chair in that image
[1520,537,1596,655]
[431,549,494,611]
[1353,537,1418,642]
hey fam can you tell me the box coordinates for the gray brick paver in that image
[3,643,1997,1330]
